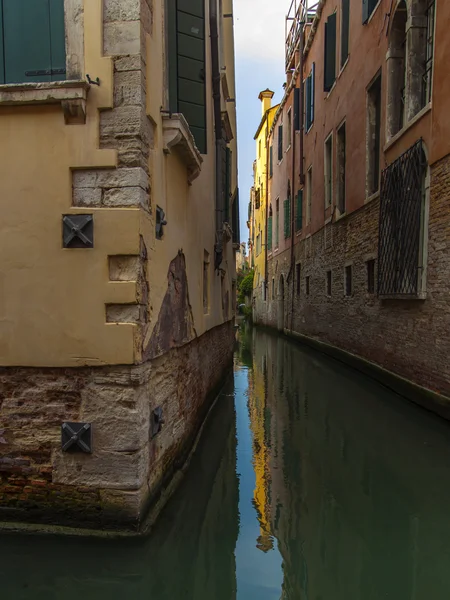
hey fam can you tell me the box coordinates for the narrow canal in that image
[1,326,450,599]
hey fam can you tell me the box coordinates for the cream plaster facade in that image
[0,0,238,531]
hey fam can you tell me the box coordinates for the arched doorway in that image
[277,274,285,331]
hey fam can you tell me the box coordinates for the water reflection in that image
[2,327,450,599]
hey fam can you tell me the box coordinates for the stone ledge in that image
[162,112,203,184]
[0,80,90,124]
[284,328,450,420]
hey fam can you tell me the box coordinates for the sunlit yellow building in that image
[250,90,278,322]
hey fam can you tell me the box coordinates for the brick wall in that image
[257,155,450,397]
[0,321,235,530]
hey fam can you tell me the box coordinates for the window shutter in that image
[324,13,337,92]
[305,76,312,130]
[278,125,283,161]
[311,63,315,124]
[294,87,301,131]
[224,147,232,223]
[296,190,303,231]
[269,145,273,178]
[175,0,207,153]
[0,7,4,84]
[49,0,67,80]
[268,216,273,251]
[3,0,52,84]
[341,0,350,66]
[362,0,369,23]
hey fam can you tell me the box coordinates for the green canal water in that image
[1,326,450,599]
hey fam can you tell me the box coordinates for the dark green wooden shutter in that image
[4,0,52,83]
[296,190,303,231]
[174,0,207,154]
[224,147,232,223]
[311,63,315,124]
[305,76,312,130]
[269,145,273,178]
[341,0,350,66]
[278,125,283,161]
[268,216,272,251]
[362,0,369,23]
[3,0,65,84]
[49,0,67,80]
[324,13,337,92]
[0,7,4,84]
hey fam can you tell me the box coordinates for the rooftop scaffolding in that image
[285,0,318,70]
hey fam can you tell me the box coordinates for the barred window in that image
[378,140,428,297]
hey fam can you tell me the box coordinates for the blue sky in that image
[234,0,289,246]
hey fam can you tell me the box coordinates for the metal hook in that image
[86,74,101,86]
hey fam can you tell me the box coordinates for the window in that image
[256,233,261,256]
[306,276,310,296]
[275,198,280,247]
[268,205,273,251]
[203,250,210,313]
[283,199,291,239]
[324,134,333,208]
[341,0,350,67]
[295,189,303,232]
[337,122,346,214]
[278,124,283,161]
[306,166,313,225]
[168,0,207,153]
[305,64,315,131]
[326,270,332,296]
[272,278,275,300]
[362,0,379,24]
[269,145,273,178]
[259,140,262,158]
[367,259,375,294]
[223,146,232,223]
[378,139,428,297]
[324,12,337,92]
[345,265,352,296]
[0,0,66,85]
[296,263,301,295]
[255,188,261,209]
[386,1,406,138]
[367,73,381,196]
[287,109,292,148]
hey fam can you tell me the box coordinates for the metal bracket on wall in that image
[61,422,92,453]
[63,214,94,248]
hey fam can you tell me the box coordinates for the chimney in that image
[258,88,275,116]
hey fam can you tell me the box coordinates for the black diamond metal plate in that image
[378,139,426,297]
[63,214,94,248]
[61,422,92,453]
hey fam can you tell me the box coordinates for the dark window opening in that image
[305,64,315,130]
[295,189,303,231]
[278,124,283,161]
[362,0,379,24]
[367,259,375,294]
[296,263,301,296]
[306,276,310,296]
[341,0,350,67]
[324,12,337,92]
[345,265,352,296]
[326,270,332,296]
[387,1,407,138]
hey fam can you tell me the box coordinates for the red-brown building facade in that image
[257,0,450,399]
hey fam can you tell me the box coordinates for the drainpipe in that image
[210,0,224,270]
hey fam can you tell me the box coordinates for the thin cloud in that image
[233,0,288,66]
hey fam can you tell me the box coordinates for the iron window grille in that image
[378,139,427,298]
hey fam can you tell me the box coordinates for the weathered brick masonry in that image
[0,321,234,530]
[261,155,450,398]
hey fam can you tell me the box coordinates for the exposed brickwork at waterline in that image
[259,156,450,398]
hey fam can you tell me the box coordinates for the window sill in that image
[162,112,203,184]
[364,0,382,26]
[285,144,292,153]
[335,210,347,222]
[365,190,380,205]
[338,56,349,78]
[0,80,90,124]
[325,80,337,99]
[379,292,427,301]
[384,103,432,153]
